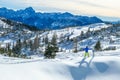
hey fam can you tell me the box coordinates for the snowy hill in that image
[0,17,120,80]
[28,21,120,50]
[0,7,103,29]
[0,51,120,80]
[1,17,120,55]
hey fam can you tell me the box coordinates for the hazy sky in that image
[0,0,120,18]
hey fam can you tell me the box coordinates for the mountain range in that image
[0,7,103,30]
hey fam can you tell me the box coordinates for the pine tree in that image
[29,40,34,51]
[73,37,78,53]
[44,33,58,59]
[44,43,50,58]
[51,33,58,53]
[86,28,91,37]
[44,43,55,58]
[6,43,12,56]
[12,39,22,57]
[67,36,70,41]
[94,40,101,51]
[6,43,10,52]
[51,33,57,46]
[34,35,39,50]
[80,31,84,39]
[80,31,84,37]
[23,40,27,48]
[59,34,64,43]
[44,35,49,45]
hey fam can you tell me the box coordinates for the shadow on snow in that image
[69,56,94,80]
[69,52,109,80]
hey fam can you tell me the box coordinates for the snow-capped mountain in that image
[0,7,103,30]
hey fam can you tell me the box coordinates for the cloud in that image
[0,0,120,17]
[75,0,110,9]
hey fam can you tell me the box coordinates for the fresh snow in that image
[0,18,120,80]
[0,50,120,80]
[47,23,110,39]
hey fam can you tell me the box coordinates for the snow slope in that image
[47,23,109,39]
[0,51,120,80]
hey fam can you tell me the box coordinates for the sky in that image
[0,0,120,21]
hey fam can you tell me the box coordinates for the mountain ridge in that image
[0,7,103,30]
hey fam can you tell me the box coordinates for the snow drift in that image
[0,53,120,80]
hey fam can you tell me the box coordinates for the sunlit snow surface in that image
[0,50,120,80]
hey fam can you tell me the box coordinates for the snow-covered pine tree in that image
[33,35,39,50]
[73,37,78,53]
[80,31,84,39]
[44,35,49,45]
[51,33,58,53]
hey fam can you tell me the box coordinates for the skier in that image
[83,46,92,58]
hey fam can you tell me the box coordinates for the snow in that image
[0,50,120,80]
[45,23,114,51]
[47,23,110,39]
[0,17,120,80]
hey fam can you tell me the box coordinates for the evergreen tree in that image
[29,40,34,51]
[34,35,39,50]
[80,31,84,39]
[59,34,64,43]
[73,37,78,53]
[23,40,27,48]
[86,28,91,37]
[51,33,58,53]
[42,37,45,43]
[44,35,49,45]
[44,33,58,59]
[67,36,70,41]
[80,31,84,37]
[51,33,57,46]
[44,43,56,59]
[6,43,10,52]
[94,40,101,51]
[12,39,22,55]
[6,43,12,56]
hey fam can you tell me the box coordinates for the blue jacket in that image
[83,47,92,53]
[84,47,89,53]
